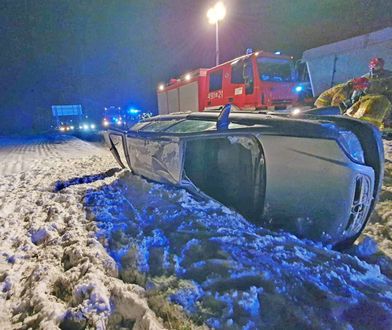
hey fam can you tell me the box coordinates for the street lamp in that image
[207,2,226,66]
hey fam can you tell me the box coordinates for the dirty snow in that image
[0,134,392,329]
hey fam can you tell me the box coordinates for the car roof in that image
[128,110,344,140]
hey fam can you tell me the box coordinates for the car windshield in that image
[165,120,216,133]
[257,57,294,82]
[136,119,270,133]
[135,119,180,132]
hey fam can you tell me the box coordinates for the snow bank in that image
[86,170,392,329]
[0,135,164,329]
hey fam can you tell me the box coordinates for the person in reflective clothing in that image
[315,57,392,129]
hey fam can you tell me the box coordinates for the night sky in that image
[0,0,391,133]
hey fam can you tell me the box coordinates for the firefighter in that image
[345,58,392,129]
[314,82,353,108]
[315,58,392,129]
[364,57,392,79]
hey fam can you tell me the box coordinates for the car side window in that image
[184,136,265,222]
[209,70,223,91]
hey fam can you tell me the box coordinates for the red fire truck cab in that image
[157,50,302,114]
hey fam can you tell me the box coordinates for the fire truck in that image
[157,50,303,114]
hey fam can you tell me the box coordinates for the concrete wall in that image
[303,27,392,96]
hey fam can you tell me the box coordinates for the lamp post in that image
[207,2,226,66]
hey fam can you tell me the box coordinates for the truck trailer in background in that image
[157,50,303,114]
[303,27,392,97]
[52,104,97,133]
[52,104,83,132]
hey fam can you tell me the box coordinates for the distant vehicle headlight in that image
[337,129,365,164]
[83,124,89,130]
[70,126,74,130]
[59,127,65,132]
[91,124,96,129]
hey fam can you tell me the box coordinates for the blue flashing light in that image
[295,85,303,93]
[128,108,141,114]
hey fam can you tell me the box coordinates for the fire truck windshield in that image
[257,57,294,82]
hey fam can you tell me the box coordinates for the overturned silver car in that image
[104,106,384,247]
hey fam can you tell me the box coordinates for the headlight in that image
[59,127,65,132]
[83,124,89,130]
[70,126,74,130]
[91,124,96,129]
[337,129,364,164]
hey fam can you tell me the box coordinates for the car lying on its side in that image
[104,105,384,247]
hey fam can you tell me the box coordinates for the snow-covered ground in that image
[0,135,163,330]
[0,134,392,329]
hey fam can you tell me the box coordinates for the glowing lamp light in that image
[103,120,109,127]
[158,84,165,91]
[91,124,96,129]
[207,2,226,24]
[185,73,191,81]
[295,85,303,93]
[83,124,89,130]
[59,127,65,132]
[292,108,301,115]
